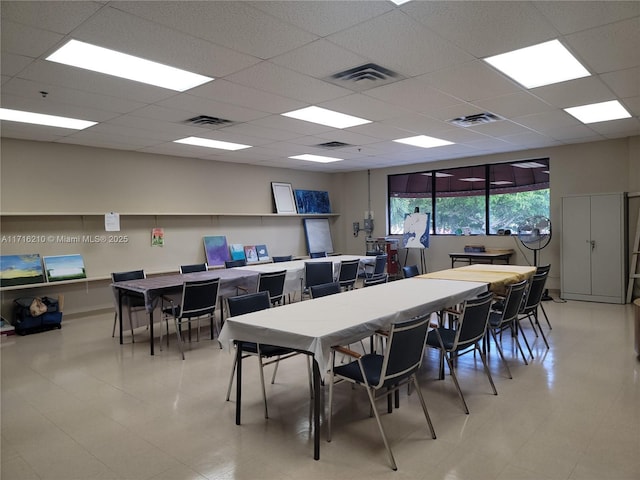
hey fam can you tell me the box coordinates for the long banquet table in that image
[218,277,488,461]
[419,264,536,294]
[112,269,259,355]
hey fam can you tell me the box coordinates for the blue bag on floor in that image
[13,296,62,335]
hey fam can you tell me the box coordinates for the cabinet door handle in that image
[590,240,596,250]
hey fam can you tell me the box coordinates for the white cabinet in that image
[561,193,627,304]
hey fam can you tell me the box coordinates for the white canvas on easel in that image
[402,212,430,272]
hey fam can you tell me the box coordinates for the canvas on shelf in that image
[244,245,259,263]
[0,254,45,287]
[229,244,246,261]
[203,236,230,266]
[294,190,331,214]
[256,244,269,261]
[43,254,87,282]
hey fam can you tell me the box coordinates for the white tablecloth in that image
[218,278,487,372]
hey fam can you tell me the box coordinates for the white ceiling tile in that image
[601,67,640,98]
[114,1,317,60]
[567,18,640,73]
[534,1,640,34]
[422,60,522,102]
[1,1,102,33]
[327,10,474,77]
[513,110,584,134]
[531,76,617,108]
[1,52,37,77]
[224,61,352,104]
[365,78,462,113]
[248,0,393,37]
[156,94,270,123]
[0,19,64,58]
[405,1,558,57]
[319,93,410,122]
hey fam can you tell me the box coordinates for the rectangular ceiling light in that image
[46,39,213,92]
[390,0,412,5]
[491,181,514,185]
[174,136,251,151]
[484,39,590,89]
[393,135,454,149]
[459,177,485,182]
[281,106,371,129]
[0,108,96,130]
[564,100,632,124]
[289,154,343,163]
[422,172,453,177]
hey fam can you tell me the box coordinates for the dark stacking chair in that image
[160,278,219,360]
[328,313,436,471]
[309,251,327,258]
[310,281,342,299]
[225,291,302,418]
[111,269,146,341]
[272,255,293,263]
[301,261,334,300]
[363,273,389,287]
[180,263,208,273]
[257,270,287,306]
[426,292,496,414]
[518,271,551,350]
[402,265,420,278]
[486,280,529,378]
[225,259,247,268]
[337,259,360,290]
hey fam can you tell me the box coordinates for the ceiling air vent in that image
[449,112,503,127]
[316,141,351,149]
[325,63,404,91]
[185,115,234,128]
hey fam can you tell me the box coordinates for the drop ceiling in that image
[1,1,638,173]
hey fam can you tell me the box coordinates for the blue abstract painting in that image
[294,190,331,214]
[203,235,230,266]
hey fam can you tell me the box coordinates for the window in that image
[388,159,549,235]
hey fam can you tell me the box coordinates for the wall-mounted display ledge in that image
[1,212,339,217]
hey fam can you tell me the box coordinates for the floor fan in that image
[517,215,552,300]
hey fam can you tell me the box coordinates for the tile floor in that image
[1,296,639,479]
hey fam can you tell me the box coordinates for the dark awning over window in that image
[389,159,549,198]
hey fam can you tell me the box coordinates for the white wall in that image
[2,135,638,316]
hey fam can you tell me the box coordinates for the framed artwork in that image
[294,190,331,214]
[43,254,87,282]
[0,254,45,287]
[203,235,230,266]
[271,182,297,214]
[303,218,334,255]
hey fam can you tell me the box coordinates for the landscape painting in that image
[203,235,230,266]
[43,254,87,282]
[0,254,45,287]
[294,190,331,214]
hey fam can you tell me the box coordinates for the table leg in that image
[312,358,321,460]
[149,310,155,355]
[118,290,124,345]
[235,341,243,425]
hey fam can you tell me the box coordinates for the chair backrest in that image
[337,259,360,288]
[500,280,528,324]
[522,272,548,313]
[402,265,420,278]
[536,264,551,275]
[363,273,389,287]
[309,251,327,258]
[310,281,342,299]
[180,278,220,318]
[304,261,334,288]
[376,313,431,389]
[227,290,271,317]
[272,255,293,263]
[225,259,247,268]
[180,263,208,274]
[453,292,493,349]
[112,269,146,282]
[257,270,287,305]
[373,254,388,275]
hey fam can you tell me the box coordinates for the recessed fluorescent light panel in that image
[0,108,96,130]
[564,100,632,124]
[174,136,251,151]
[390,0,412,5]
[393,135,454,149]
[491,181,513,185]
[512,161,547,169]
[459,177,485,182]
[46,39,213,92]
[422,172,453,177]
[281,106,371,129]
[484,39,590,89]
[289,154,343,163]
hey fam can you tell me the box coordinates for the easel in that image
[402,247,428,274]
